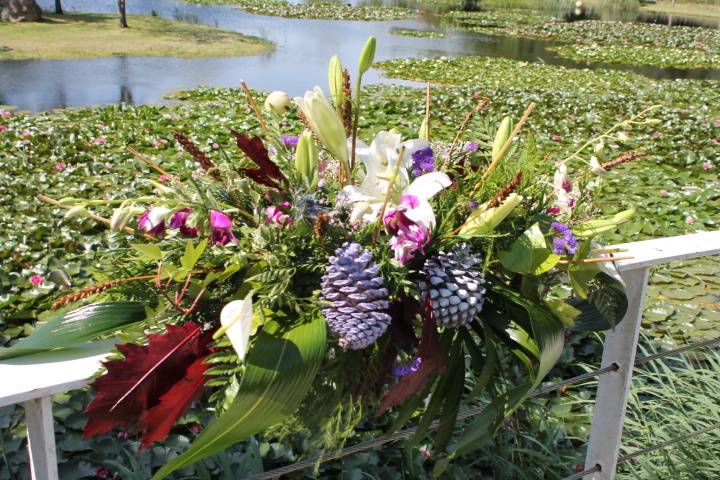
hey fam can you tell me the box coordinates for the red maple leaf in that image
[378,300,447,414]
[84,322,213,447]
[231,130,285,190]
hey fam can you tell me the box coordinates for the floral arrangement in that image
[2,38,656,478]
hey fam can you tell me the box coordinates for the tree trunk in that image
[0,0,43,22]
[118,0,128,28]
[55,0,62,14]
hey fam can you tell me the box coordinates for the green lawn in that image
[0,13,274,61]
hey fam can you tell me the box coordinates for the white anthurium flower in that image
[339,131,448,226]
[589,156,608,177]
[217,293,254,361]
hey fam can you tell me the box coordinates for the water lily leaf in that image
[0,302,148,360]
[151,314,326,480]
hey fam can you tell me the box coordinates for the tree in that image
[55,0,62,15]
[118,0,128,28]
[0,0,42,22]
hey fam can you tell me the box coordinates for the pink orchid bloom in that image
[210,210,236,245]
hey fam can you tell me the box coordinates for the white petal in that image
[147,207,170,227]
[405,172,452,201]
[405,200,437,229]
[220,295,254,361]
[399,139,430,168]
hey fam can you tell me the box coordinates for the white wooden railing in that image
[1,231,719,480]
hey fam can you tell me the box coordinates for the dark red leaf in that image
[84,323,212,442]
[137,355,210,448]
[378,300,446,414]
[231,130,285,190]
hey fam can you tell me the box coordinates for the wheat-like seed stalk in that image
[342,68,353,136]
[487,171,523,209]
[51,275,155,310]
[601,151,646,170]
[173,132,222,181]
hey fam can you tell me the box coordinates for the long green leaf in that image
[151,314,326,480]
[0,302,147,360]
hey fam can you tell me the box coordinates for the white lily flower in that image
[339,130,450,226]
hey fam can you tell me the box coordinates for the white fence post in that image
[24,396,59,480]
[583,267,649,479]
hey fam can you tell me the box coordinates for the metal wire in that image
[560,421,720,479]
[617,421,720,465]
[247,336,720,479]
[561,464,601,480]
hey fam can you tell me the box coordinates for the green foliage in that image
[184,0,413,21]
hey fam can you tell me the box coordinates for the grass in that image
[642,0,720,19]
[0,13,273,61]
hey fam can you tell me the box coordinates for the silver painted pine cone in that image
[419,245,486,328]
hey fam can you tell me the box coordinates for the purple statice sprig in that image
[550,222,578,255]
[411,146,434,177]
[281,135,299,148]
[393,356,423,377]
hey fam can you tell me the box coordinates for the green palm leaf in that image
[0,302,148,360]
[152,314,327,480]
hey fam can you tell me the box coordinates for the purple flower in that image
[464,142,479,152]
[281,135,299,148]
[468,200,478,210]
[209,210,236,245]
[411,146,435,177]
[169,208,198,237]
[550,222,578,255]
[393,356,423,377]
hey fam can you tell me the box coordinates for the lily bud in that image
[459,193,523,238]
[64,205,85,219]
[295,87,349,177]
[590,156,608,176]
[295,130,318,186]
[418,117,430,141]
[328,55,345,110]
[264,91,291,115]
[492,116,512,162]
[358,36,377,76]
[110,207,132,232]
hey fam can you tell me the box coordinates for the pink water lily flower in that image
[29,274,43,286]
[210,210,236,245]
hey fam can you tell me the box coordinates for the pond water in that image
[0,0,718,112]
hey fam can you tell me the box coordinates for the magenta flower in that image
[703,161,713,170]
[95,136,106,145]
[22,129,31,137]
[212,143,220,150]
[383,195,430,264]
[54,162,66,172]
[659,189,669,197]
[169,208,198,237]
[138,207,170,237]
[0,125,6,133]
[210,210,236,245]
[29,274,43,286]
[551,135,563,141]
[264,205,292,226]
[1,111,10,119]
[158,174,170,183]
[711,139,719,145]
